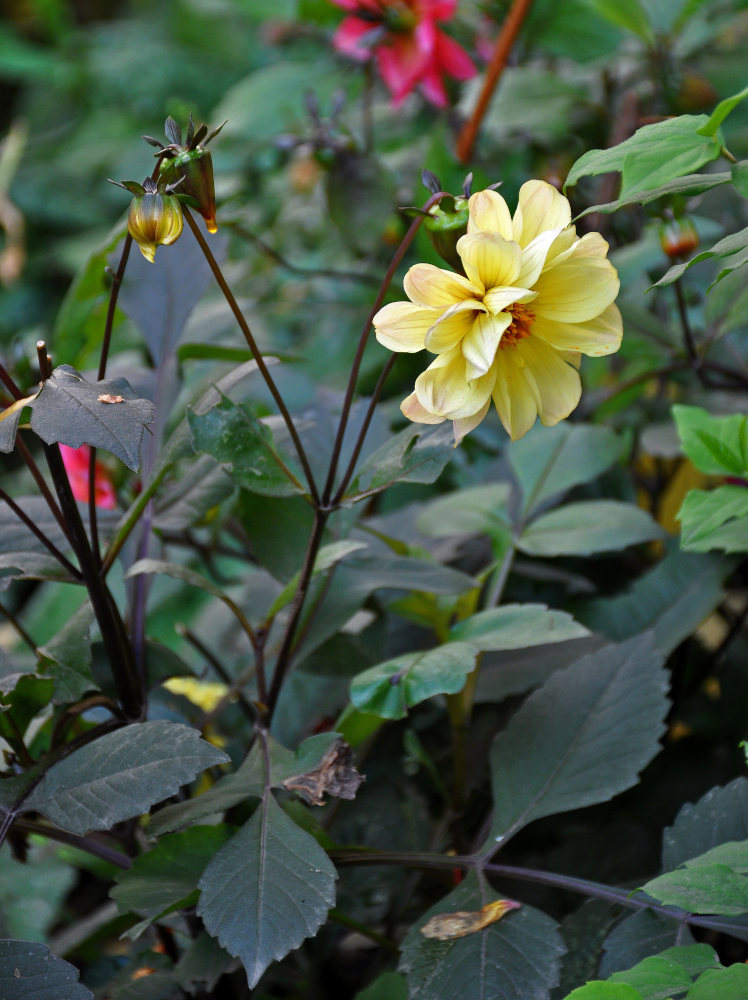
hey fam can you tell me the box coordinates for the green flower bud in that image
[659,217,699,261]
[424,197,469,274]
[146,114,225,234]
[160,147,217,233]
[124,178,183,263]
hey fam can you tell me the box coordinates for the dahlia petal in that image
[330,0,381,10]
[461,312,511,378]
[482,285,536,315]
[533,253,619,323]
[492,350,539,441]
[332,18,377,60]
[456,232,521,290]
[435,30,477,80]
[415,346,496,420]
[421,0,458,18]
[467,189,513,240]
[532,303,623,357]
[516,228,564,288]
[419,67,449,107]
[453,400,491,444]
[511,180,572,248]
[378,35,429,102]
[404,263,481,307]
[424,298,486,353]
[516,338,582,426]
[374,301,439,353]
[401,391,447,425]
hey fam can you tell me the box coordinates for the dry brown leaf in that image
[98,394,125,404]
[281,738,364,806]
[419,898,521,940]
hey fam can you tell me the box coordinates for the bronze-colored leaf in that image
[281,738,363,806]
[419,898,521,940]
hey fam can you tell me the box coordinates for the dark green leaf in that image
[575,547,728,655]
[0,940,92,999]
[0,841,77,941]
[565,116,721,196]
[354,971,408,1000]
[575,171,732,218]
[599,911,695,978]
[37,604,97,704]
[197,795,336,988]
[345,424,454,502]
[510,423,624,519]
[664,777,748,871]
[399,875,565,1000]
[24,721,229,834]
[111,825,232,926]
[189,396,306,497]
[268,540,367,618]
[642,863,748,915]
[416,483,512,539]
[488,633,668,846]
[29,366,155,471]
[350,641,478,720]
[449,604,589,651]
[681,840,748,874]
[518,501,664,556]
[678,486,748,553]
[174,932,237,993]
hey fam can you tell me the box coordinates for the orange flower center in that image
[500,303,535,350]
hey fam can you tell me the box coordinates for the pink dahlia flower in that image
[330,0,476,107]
[60,444,117,510]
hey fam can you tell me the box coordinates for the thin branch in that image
[14,435,74,546]
[0,601,37,652]
[177,624,257,724]
[456,0,535,163]
[322,191,450,507]
[183,206,320,505]
[13,817,131,870]
[229,222,379,285]
[0,487,82,578]
[266,509,329,716]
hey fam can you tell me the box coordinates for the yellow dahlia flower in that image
[373,180,622,442]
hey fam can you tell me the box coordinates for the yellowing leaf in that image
[419,898,520,940]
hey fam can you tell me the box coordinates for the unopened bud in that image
[659,217,699,261]
[160,147,217,233]
[126,179,183,263]
[424,197,469,274]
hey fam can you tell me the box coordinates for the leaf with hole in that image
[399,874,565,1000]
[350,641,478,720]
[28,366,155,470]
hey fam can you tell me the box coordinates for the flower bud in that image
[659,217,699,260]
[424,197,469,274]
[160,147,217,233]
[146,115,225,234]
[126,179,183,263]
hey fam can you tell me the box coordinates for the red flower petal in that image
[435,29,476,79]
[332,17,378,60]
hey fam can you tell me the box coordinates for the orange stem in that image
[456,0,534,164]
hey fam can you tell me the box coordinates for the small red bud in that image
[659,217,699,260]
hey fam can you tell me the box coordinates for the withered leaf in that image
[419,898,521,941]
[98,394,125,404]
[281,738,363,806]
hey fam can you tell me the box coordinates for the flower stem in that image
[183,206,320,505]
[88,233,133,565]
[266,509,329,716]
[322,191,449,507]
[456,0,535,163]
